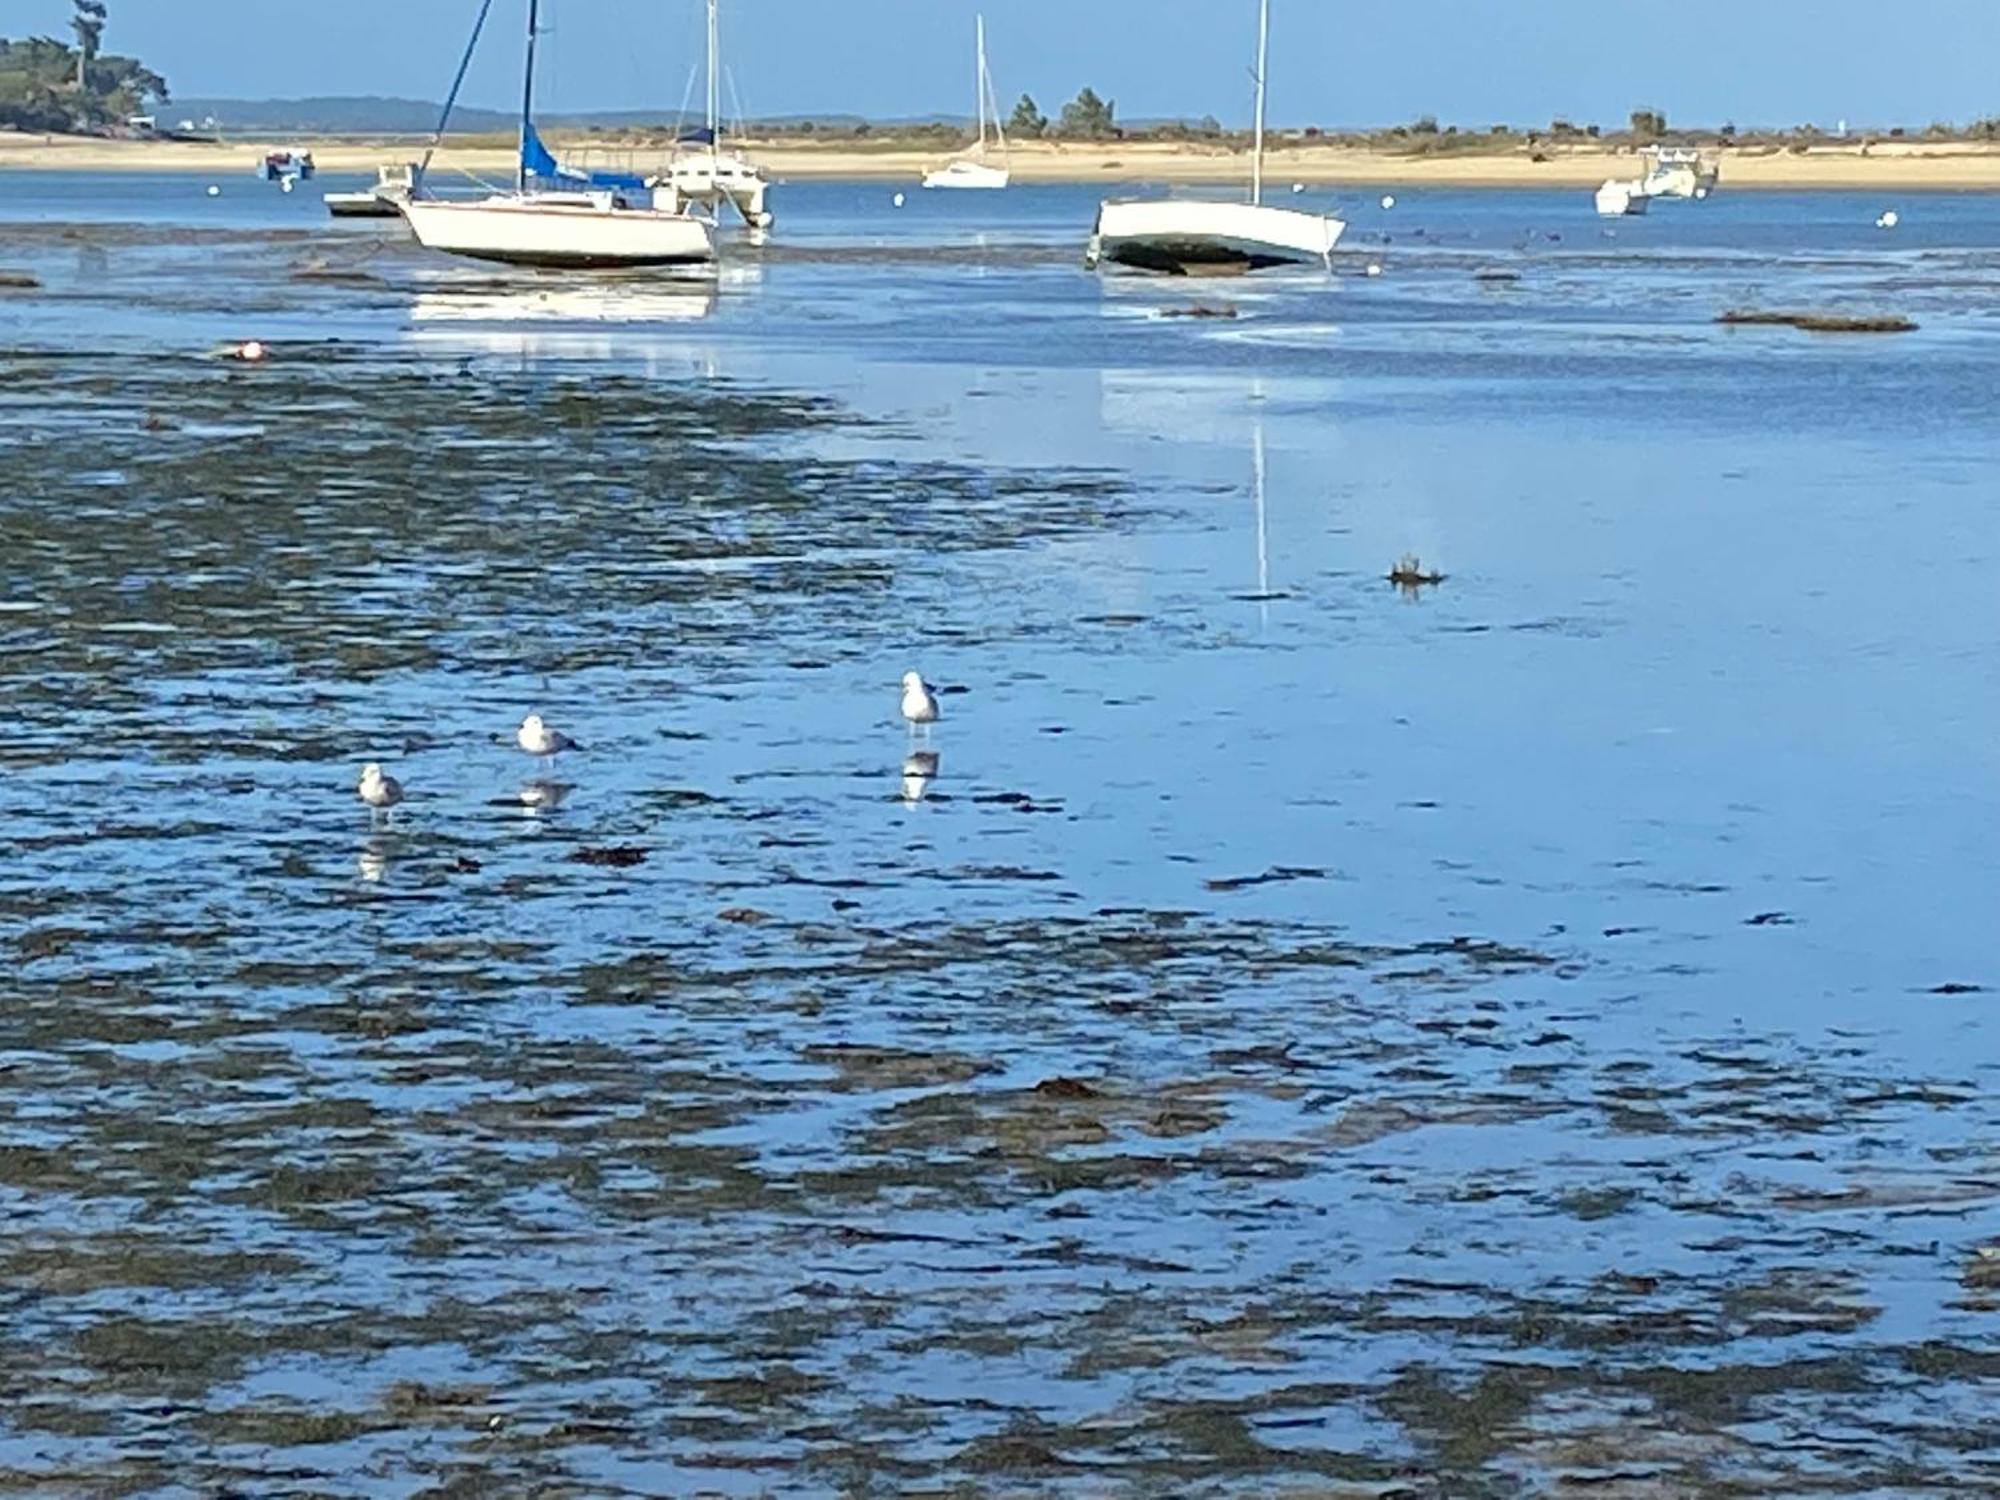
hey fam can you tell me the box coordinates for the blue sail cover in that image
[521,121,649,192]
[677,126,715,146]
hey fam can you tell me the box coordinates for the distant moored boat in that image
[923,14,1011,190]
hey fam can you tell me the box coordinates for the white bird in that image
[1381,194,1397,210]
[900,671,940,735]
[516,712,579,761]
[892,192,907,208]
[357,762,404,816]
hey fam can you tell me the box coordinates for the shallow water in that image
[0,172,1997,1495]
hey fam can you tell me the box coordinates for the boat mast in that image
[975,13,988,153]
[707,0,720,174]
[1251,0,1268,205]
[519,0,539,192]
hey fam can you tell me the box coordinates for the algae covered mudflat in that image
[1,181,1997,1492]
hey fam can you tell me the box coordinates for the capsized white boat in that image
[1594,177,1651,217]
[402,0,716,269]
[1087,0,1342,273]
[924,14,1010,190]
[665,0,774,228]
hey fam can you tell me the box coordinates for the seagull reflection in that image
[356,832,394,884]
[902,749,940,804]
[519,779,572,814]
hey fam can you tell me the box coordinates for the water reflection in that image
[901,748,939,803]
[518,778,572,815]
[355,832,394,883]
[407,277,718,327]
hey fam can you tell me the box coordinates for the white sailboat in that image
[664,0,774,229]
[402,0,716,269]
[1087,0,1343,273]
[923,14,1010,190]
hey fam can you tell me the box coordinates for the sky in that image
[16,0,2000,129]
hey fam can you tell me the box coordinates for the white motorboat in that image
[402,0,716,269]
[324,163,416,219]
[1594,178,1651,217]
[1640,145,1720,201]
[1087,0,1343,273]
[665,0,774,229]
[923,14,1010,190]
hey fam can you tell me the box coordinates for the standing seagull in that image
[357,762,404,820]
[900,671,940,738]
[517,712,580,768]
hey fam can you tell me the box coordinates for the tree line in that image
[0,2,168,134]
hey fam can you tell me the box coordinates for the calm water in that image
[1,170,1997,1495]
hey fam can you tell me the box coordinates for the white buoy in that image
[1381,194,1396,210]
[1291,182,1305,194]
[206,184,221,197]
[236,340,267,363]
[1877,209,1899,230]
[281,177,295,194]
[1366,263,1384,278]
[892,192,906,208]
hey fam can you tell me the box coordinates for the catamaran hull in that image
[403,197,717,268]
[666,157,774,229]
[1088,200,1345,274]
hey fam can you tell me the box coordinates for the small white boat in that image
[1640,146,1720,201]
[1595,178,1651,217]
[257,149,314,182]
[664,0,774,228]
[923,14,1009,190]
[1087,0,1342,273]
[924,158,1010,191]
[402,0,715,269]
[665,137,773,230]
[324,163,416,219]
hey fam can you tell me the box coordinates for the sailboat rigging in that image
[402,0,717,268]
[1086,0,1342,273]
[924,14,1011,190]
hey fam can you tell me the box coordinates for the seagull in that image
[357,762,403,818]
[516,712,580,765]
[900,671,940,737]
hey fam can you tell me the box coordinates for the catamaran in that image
[401,0,716,269]
[1087,0,1343,273]
[923,14,1010,190]
[664,0,774,228]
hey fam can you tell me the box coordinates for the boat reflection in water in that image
[405,275,722,365]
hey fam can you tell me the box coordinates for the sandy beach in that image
[7,127,2000,188]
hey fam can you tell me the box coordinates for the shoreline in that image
[7,131,2000,189]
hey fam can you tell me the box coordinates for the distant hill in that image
[168,95,961,136]
[168,96,518,134]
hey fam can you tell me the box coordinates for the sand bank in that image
[7,128,2000,190]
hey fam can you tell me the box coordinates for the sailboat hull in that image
[1089,199,1344,274]
[923,160,1011,190]
[403,195,717,268]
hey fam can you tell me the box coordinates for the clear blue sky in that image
[19,0,2000,128]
